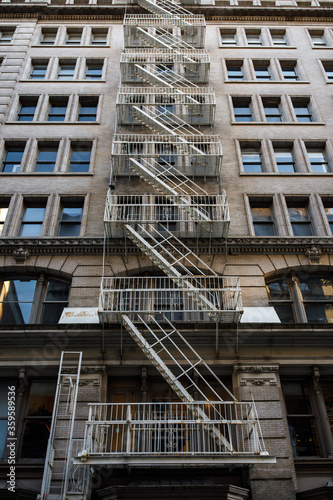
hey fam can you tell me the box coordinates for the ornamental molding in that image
[305,246,322,264]
[234,364,279,373]
[240,377,277,387]
[13,247,30,263]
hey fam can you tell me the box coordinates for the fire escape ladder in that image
[136,27,194,51]
[132,105,203,136]
[134,63,198,88]
[137,0,193,18]
[121,313,235,452]
[40,352,85,500]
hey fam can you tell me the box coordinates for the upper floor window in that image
[0,275,70,325]
[40,28,57,45]
[58,202,83,236]
[262,97,282,122]
[287,202,313,236]
[17,97,38,122]
[85,62,103,80]
[232,97,252,122]
[69,142,92,172]
[306,144,329,173]
[20,204,46,237]
[220,30,237,46]
[240,142,263,172]
[58,61,76,80]
[246,30,262,46]
[48,97,68,122]
[2,145,25,173]
[323,202,333,234]
[65,29,82,45]
[0,28,14,44]
[270,30,288,46]
[254,62,271,81]
[35,144,58,173]
[251,200,275,236]
[226,61,244,81]
[91,29,108,45]
[308,30,327,47]
[0,205,8,236]
[274,145,295,172]
[321,61,333,81]
[280,61,299,81]
[291,98,312,122]
[78,97,98,121]
[30,62,48,80]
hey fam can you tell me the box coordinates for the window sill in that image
[32,44,110,48]
[219,45,297,49]
[0,172,93,176]
[8,121,101,125]
[232,121,325,125]
[226,80,310,84]
[20,79,105,83]
[240,172,333,175]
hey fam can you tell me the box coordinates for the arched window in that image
[266,273,333,323]
[0,274,70,324]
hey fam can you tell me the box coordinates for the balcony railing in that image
[111,134,222,176]
[99,276,242,323]
[76,402,274,466]
[104,193,229,238]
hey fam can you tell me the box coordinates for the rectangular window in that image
[287,203,313,236]
[2,145,25,173]
[40,28,57,45]
[241,143,262,172]
[65,29,82,45]
[226,62,244,81]
[86,62,103,80]
[251,201,275,236]
[292,98,312,122]
[306,145,329,173]
[78,97,98,122]
[0,205,8,235]
[17,97,38,122]
[254,62,271,81]
[58,62,76,80]
[20,205,46,237]
[58,202,83,236]
[270,30,288,46]
[35,145,58,172]
[20,381,56,458]
[323,203,333,234]
[280,61,299,81]
[322,61,333,80]
[69,143,92,172]
[246,30,262,46]
[232,97,252,122]
[48,98,68,122]
[309,30,326,46]
[30,62,48,80]
[262,97,282,122]
[91,29,108,45]
[0,28,14,44]
[220,30,237,46]
[274,146,295,173]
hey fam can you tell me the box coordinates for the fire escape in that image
[78,0,275,468]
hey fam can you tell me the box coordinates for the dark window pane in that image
[291,223,312,236]
[0,278,37,324]
[273,304,294,323]
[23,207,45,222]
[42,279,70,323]
[20,420,51,458]
[305,303,333,323]
[266,279,290,300]
[287,417,319,457]
[253,223,275,236]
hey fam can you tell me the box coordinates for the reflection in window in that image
[0,206,8,235]
[274,146,295,173]
[287,205,312,236]
[2,146,25,173]
[266,274,333,323]
[306,146,329,173]
[20,381,56,458]
[36,145,58,172]
[251,202,275,236]
[323,203,333,234]
[20,205,46,237]
[59,204,83,236]
[69,143,91,172]
[0,276,70,324]
[48,98,68,122]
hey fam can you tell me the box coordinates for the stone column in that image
[233,364,297,500]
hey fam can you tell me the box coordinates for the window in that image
[48,98,68,122]
[232,97,252,122]
[309,30,327,47]
[2,145,25,173]
[17,97,38,122]
[20,204,46,237]
[91,29,108,45]
[226,62,244,81]
[251,201,275,236]
[280,61,299,81]
[86,62,103,80]
[220,30,237,46]
[270,30,288,46]
[323,202,333,234]
[69,143,92,172]
[291,98,312,122]
[282,380,320,457]
[65,29,82,45]
[287,203,312,236]
[0,205,8,236]
[35,144,58,172]
[321,61,333,80]
[274,145,295,172]
[30,62,48,80]
[0,28,14,44]
[262,98,282,122]
[267,274,333,324]
[58,203,83,236]
[78,97,98,121]
[241,143,262,172]
[0,275,70,325]
[58,62,76,80]
[40,28,57,45]
[246,30,262,46]
[306,145,329,173]
[254,62,271,81]
[20,381,56,458]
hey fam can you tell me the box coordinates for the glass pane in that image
[291,222,312,236]
[27,381,55,416]
[299,275,333,300]
[253,222,275,236]
[44,279,70,303]
[71,150,91,161]
[61,207,82,222]
[20,223,43,237]
[23,207,45,222]
[324,206,333,221]
[0,278,37,324]
[287,417,319,457]
[273,304,294,323]
[252,207,272,221]
[266,279,290,299]
[288,207,309,221]
[38,149,58,162]
[305,303,333,323]
[42,302,67,323]
[20,419,51,458]
[0,207,8,223]
[0,420,8,458]
[282,381,310,413]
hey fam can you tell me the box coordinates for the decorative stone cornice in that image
[305,246,322,264]
[234,364,279,374]
[13,247,30,263]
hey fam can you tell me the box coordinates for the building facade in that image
[0,0,333,498]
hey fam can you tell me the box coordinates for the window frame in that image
[58,200,84,237]
[68,142,92,173]
[1,144,26,173]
